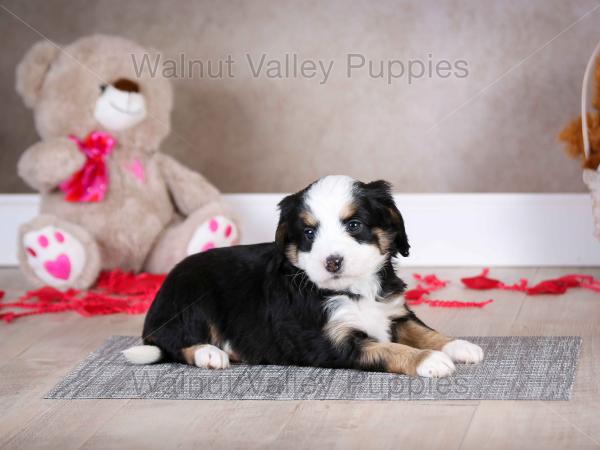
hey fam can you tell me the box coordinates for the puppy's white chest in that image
[326,296,404,343]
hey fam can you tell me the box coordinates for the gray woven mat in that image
[46,335,581,400]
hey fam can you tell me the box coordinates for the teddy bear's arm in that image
[157,153,221,215]
[18,138,85,192]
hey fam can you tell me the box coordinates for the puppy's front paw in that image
[416,350,456,378]
[442,339,484,364]
[194,345,230,369]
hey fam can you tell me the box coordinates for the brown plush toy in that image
[15,34,239,289]
[559,57,600,170]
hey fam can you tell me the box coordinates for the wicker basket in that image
[581,41,600,239]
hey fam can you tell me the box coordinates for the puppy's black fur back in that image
[143,243,375,368]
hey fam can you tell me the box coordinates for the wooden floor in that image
[1,267,599,450]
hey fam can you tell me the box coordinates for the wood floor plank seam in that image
[537,401,600,448]
[509,267,539,330]
[456,403,480,450]
[263,401,304,449]
[74,399,135,450]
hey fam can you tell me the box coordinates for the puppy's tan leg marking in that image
[181,344,230,369]
[181,345,201,365]
[208,323,222,347]
[394,320,484,364]
[360,341,424,375]
[393,320,452,350]
[360,341,455,378]
[221,341,242,362]
[325,322,455,377]
[205,323,242,363]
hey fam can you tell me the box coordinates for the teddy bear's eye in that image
[99,84,108,93]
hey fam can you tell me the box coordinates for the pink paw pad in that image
[43,253,71,280]
[186,215,239,256]
[38,235,49,248]
[23,225,86,287]
[202,242,216,252]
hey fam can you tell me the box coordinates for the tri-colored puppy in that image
[124,175,483,377]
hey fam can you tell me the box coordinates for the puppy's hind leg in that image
[182,344,230,370]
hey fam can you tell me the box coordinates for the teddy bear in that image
[559,51,600,239]
[559,56,600,170]
[15,34,239,289]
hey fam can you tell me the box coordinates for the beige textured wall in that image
[1,0,598,193]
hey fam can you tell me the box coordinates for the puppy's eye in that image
[100,84,108,93]
[346,220,363,234]
[304,227,316,241]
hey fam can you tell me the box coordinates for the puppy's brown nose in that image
[112,78,140,93]
[325,255,343,274]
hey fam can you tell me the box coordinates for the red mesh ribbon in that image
[461,268,600,295]
[59,131,117,202]
[404,273,494,308]
[0,270,165,323]
[4,268,598,322]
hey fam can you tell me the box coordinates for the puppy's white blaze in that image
[299,175,386,294]
[305,175,356,221]
[122,345,163,365]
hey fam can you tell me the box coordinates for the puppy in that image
[124,175,483,377]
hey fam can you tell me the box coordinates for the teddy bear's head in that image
[16,34,173,151]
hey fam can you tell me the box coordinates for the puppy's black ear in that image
[387,202,410,257]
[275,193,296,251]
[275,222,287,250]
[363,180,410,257]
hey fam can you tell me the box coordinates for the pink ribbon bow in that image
[60,131,117,202]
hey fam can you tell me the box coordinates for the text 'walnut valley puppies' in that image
[124,176,483,377]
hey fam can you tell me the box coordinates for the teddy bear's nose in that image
[112,78,140,93]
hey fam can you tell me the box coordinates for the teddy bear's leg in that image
[18,215,101,289]
[185,213,239,254]
[144,202,240,274]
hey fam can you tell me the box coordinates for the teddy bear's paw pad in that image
[186,215,239,255]
[23,226,86,287]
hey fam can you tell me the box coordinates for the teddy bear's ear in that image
[15,40,60,108]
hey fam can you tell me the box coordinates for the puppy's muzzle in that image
[325,255,343,274]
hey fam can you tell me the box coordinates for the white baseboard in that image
[1,193,599,267]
